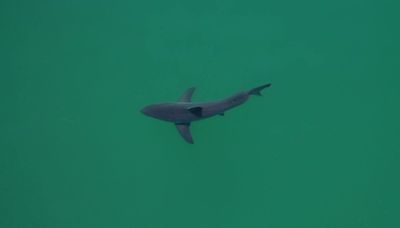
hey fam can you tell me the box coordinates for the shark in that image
[140,83,271,144]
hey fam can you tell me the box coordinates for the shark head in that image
[141,103,184,122]
[141,104,161,119]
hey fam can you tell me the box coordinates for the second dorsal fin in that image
[188,106,202,117]
[179,87,196,102]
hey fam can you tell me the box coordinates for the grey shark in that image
[141,83,271,144]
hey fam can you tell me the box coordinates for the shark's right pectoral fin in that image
[175,123,194,144]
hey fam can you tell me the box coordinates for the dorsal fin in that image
[179,87,196,102]
[188,106,203,117]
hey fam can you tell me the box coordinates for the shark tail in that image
[248,83,271,96]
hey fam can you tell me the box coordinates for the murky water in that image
[1,1,399,227]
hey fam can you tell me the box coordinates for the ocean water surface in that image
[1,0,399,227]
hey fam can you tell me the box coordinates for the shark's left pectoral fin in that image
[179,87,196,102]
[175,123,194,144]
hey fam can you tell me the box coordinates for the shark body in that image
[140,83,271,144]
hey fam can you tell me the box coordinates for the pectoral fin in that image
[179,87,196,102]
[175,123,194,144]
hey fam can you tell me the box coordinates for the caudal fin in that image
[248,83,271,96]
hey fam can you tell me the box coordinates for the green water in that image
[1,0,399,227]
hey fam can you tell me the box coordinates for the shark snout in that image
[140,106,152,116]
[141,105,161,119]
